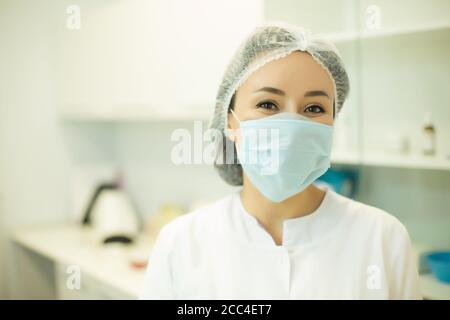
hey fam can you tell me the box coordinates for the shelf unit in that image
[331,152,450,171]
[58,0,450,172]
[323,21,450,43]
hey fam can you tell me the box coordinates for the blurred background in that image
[0,0,449,299]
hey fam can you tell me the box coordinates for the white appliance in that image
[83,183,140,244]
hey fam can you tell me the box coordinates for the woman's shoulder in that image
[329,189,409,239]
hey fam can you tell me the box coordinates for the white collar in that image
[232,185,341,247]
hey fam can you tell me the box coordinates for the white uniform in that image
[140,186,421,299]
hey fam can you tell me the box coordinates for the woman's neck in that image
[239,176,326,245]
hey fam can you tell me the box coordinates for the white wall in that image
[115,122,237,216]
[356,166,450,248]
[0,0,124,298]
[0,0,70,298]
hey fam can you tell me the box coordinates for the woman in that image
[140,22,421,299]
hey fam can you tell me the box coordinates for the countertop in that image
[12,224,154,299]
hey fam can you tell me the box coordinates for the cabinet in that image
[10,225,151,300]
[266,0,450,170]
[55,0,264,121]
[56,0,450,170]
[55,263,132,300]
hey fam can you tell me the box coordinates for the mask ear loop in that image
[229,108,241,123]
[227,109,241,143]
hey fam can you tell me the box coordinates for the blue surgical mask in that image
[230,110,333,202]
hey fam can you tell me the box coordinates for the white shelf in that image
[362,153,450,171]
[331,152,361,166]
[331,152,450,171]
[60,108,211,123]
[323,21,450,43]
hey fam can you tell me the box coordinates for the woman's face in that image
[228,50,335,133]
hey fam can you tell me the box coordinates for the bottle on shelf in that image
[421,111,436,156]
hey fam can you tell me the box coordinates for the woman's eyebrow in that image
[254,87,330,99]
[254,87,285,96]
[304,90,330,98]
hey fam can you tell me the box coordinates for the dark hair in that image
[228,92,236,112]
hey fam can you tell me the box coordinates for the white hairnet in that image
[209,21,350,186]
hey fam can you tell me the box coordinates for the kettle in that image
[82,182,140,244]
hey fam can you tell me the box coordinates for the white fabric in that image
[140,186,421,300]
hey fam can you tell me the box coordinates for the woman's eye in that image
[256,101,278,110]
[304,104,324,114]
